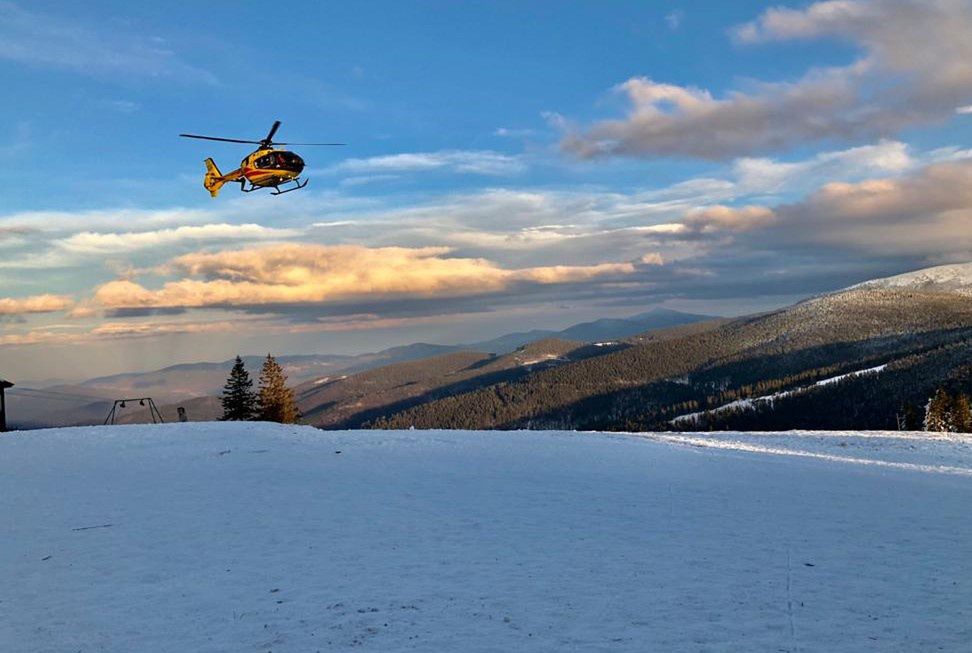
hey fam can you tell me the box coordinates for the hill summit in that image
[847,262,972,295]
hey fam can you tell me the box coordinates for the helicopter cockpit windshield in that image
[255,152,305,172]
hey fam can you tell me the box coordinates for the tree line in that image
[220,354,299,423]
[923,388,972,432]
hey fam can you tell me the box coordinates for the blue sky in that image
[2,0,972,382]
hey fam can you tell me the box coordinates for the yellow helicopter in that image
[179,121,343,197]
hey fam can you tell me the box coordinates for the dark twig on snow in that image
[72,523,113,531]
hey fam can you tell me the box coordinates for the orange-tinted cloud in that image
[93,244,635,309]
[0,293,73,315]
[683,205,776,232]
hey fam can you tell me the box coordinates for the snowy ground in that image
[2,424,971,652]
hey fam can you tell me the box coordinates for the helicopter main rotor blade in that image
[271,142,346,146]
[263,120,282,144]
[179,134,263,145]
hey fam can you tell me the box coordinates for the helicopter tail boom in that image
[203,158,228,198]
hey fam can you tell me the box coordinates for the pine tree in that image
[952,393,972,433]
[221,355,257,421]
[924,388,954,432]
[257,354,299,423]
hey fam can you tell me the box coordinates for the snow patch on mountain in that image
[847,262,972,294]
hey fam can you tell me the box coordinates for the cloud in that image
[327,150,525,176]
[89,320,243,338]
[730,140,913,195]
[0,318,261,347]
[0,294,73,315]
[666,10,684,30]
[92,244,635,310]
[683,205,776,233]
[0,2,216,83]
[563,0,972,159]
[695,159,972,259]
[0,206,221,234]
[57,223,300,255]
[494,127,536,138]
[731,0,869,42]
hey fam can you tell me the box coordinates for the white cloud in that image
[57,223,300,255]
[666,10,684,30]
[564,0,972,159]
[328,150,525,176]
[731,140,913,195]
[0,206,219,234]
[494,127,536,138]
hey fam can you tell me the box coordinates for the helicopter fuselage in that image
[203,148,307,197]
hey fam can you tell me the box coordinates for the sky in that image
[1,0,972,383]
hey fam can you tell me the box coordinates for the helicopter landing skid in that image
[239,178,309,195]
[271,178,308,195]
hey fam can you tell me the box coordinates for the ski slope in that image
[671,364,888,426]
[2,423,971,652]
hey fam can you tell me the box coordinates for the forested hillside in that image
[371,287,972,431]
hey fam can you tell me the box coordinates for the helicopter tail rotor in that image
[203,158,228,198]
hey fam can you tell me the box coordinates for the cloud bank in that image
[563,0,972,159]
[0,293,73,315]
[93,244,636,310]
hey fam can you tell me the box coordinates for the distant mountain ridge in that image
[463,308,713,353]
[7,308,710,429]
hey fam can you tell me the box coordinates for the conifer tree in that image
[257,354,299,423]
[924,388,954,432]
[952,393,972,433]
[221,356,257,421]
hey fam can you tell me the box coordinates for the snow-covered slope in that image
[2,423,971,652]
[847,261,972,294]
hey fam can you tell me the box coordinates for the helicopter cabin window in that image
[254,152,304,171]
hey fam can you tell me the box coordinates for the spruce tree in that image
[221,356,257,421]
[952,393,972,433]
[257,354,299,423]
[924,388,953,432]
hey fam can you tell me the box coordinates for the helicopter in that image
[179,121,343,197]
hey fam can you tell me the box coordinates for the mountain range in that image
[370,262,972,431]
[5,308,709,429]
[8,263,972,432]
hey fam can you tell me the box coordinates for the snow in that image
[672,364,888,424]
[313,375,347,385]
[847,261,972,293]
[2,423,971,652]
[515,354,564,366]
